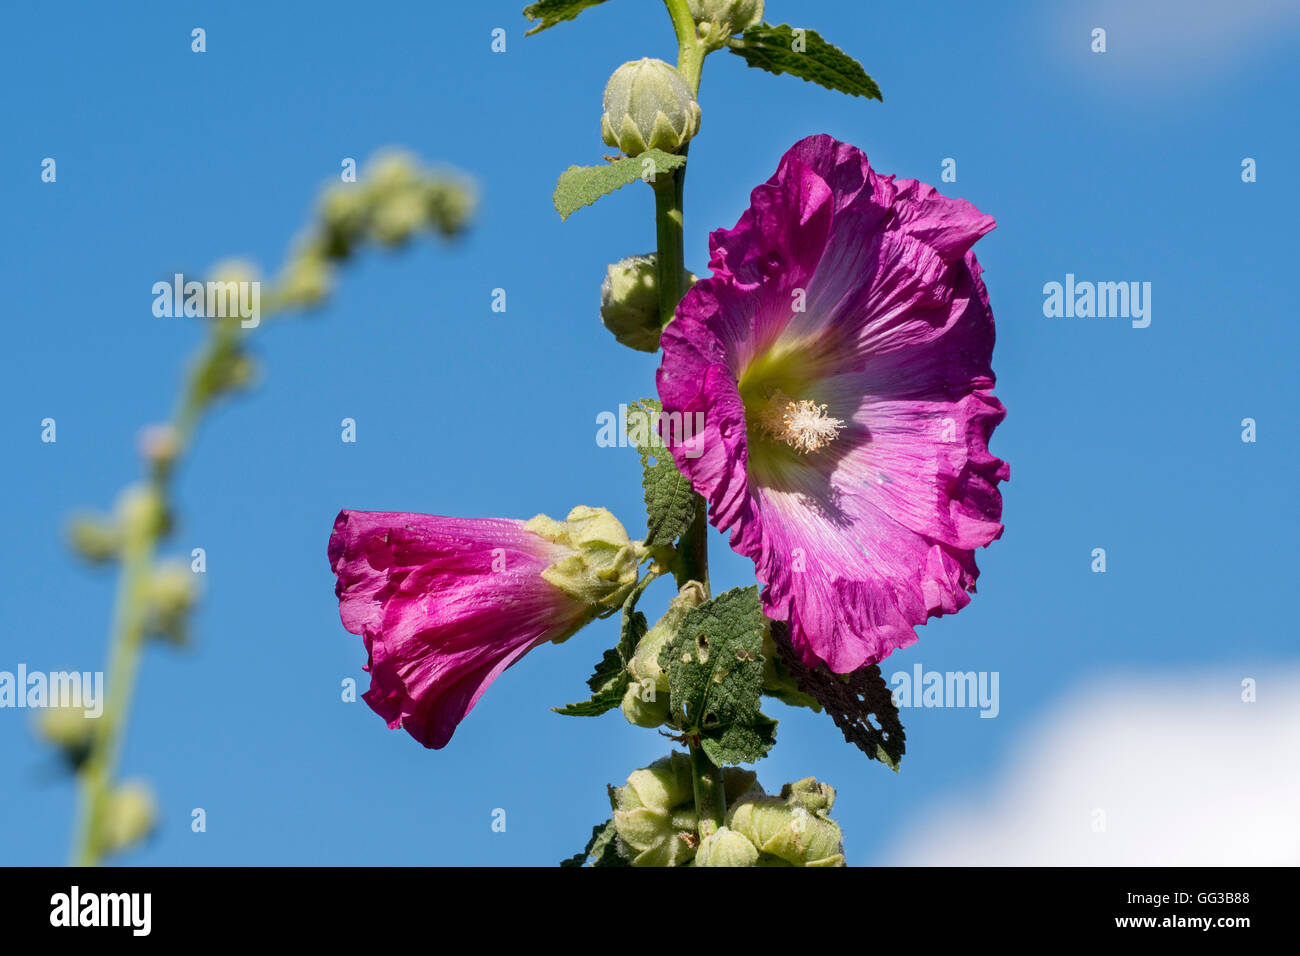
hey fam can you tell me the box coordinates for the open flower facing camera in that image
[325,0,1007,867]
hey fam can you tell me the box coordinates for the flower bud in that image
[277,249,332,308]
[600,58,701,157]
[116,485,166,543]
[688,0,764,41]
[320,184,368,257]
[527,506,643,614]
[36,706,95,767]
[628,580,707,691]
[143,559,200,645]
[138,424,180,472]
[425,180,476,238]
[612,753,699,866]
[727,779,845,867]
[99,780,157,856]
[67,515,121,564]
[599,255,698,352]
[371,190,426,246]
[620,678,670,728]
[694,826,759,867]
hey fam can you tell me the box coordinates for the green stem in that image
[689,738,726,840]
[663,0,705,94]
[652,176,686,331]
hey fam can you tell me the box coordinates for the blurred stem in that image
[71,317,245,866]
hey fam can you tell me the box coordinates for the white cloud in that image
[1058,0,1300,84]
[884,669,1300,865]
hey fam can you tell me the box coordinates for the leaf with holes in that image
[662,586,777,764]
[769,620,905,769]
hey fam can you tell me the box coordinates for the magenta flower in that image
[657,134,1008,674]
[328,507,640,748]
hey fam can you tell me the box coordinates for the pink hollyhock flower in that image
[328,507,641,748]
[657,134,1008,674]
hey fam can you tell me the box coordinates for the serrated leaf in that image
[625,399,695,548]
[701,717,778,766]
[560,818,628,867]
[523,0,610,36]
[663,586,777,764]
[728,23,882,101]
[552,597,647,717]
[553,151,686,221]
[769,620,905,769]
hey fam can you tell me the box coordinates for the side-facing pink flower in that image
[657,134,1008,674]
[328,506,641,748]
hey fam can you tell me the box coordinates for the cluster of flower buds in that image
[274,152,476,311]
[610,753,758,866]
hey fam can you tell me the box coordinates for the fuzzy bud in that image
[99,780,157,856]
[599,254,697,352]
[689,0,764,46]
[694,826,759,867]
[600,58,701,157]
[727,778,845,867]
[527,506,643,615]
[612,753,699,866]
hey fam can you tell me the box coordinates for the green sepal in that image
[552,576,652,717]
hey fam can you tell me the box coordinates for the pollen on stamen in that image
[758,389,845,454]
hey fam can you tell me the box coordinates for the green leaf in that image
[553,151,686,221]
[560,818,628,867]
[625,399,695,548]
[701,717,778,766]
[552,593,647,717]
[662,586,777,764]
[523,0,611,36]
[728,23,882,101]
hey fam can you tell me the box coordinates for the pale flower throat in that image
[757,389,845,454]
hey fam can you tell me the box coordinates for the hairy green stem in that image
[689,738,726,839]
[658,0,725,846]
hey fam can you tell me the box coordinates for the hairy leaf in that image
[728,23,882,100]
[625,399,695,548]
[523,0,611,36]
[663,587,777,764]
[553,599,647,717]
[553,151,686,220]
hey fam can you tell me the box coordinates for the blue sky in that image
[2,0,1297,866]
